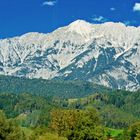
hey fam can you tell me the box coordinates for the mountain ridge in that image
[0,20,140,91]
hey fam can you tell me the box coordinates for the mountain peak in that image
[68,20,93,41]
[69,20,90,25]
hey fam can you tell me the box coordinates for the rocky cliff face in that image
[0,20,140,91]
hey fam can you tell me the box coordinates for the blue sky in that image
[0,0,140,38]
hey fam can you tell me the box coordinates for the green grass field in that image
[105,128,123,138]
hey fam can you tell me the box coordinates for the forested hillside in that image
[0,75,111,98]
[58,90,140,128]
[0,89,140,140]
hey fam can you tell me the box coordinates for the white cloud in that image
[91,15,108,23]
[110,7,116,11]
[133,3,140,12]
[42,1,57,6]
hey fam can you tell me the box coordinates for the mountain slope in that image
[0,20,140,91]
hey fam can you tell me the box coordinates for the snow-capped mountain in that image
[0,20,140,91]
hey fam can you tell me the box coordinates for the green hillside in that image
[0,75,111,98]
[0,89,140,139]
[0,75,140,140]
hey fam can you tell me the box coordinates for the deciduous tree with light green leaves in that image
[50,108,106,140]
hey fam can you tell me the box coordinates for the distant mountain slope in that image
[0,75,111,98]
[0,20,140,91]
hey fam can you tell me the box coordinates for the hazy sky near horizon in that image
[0,0,140,38]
